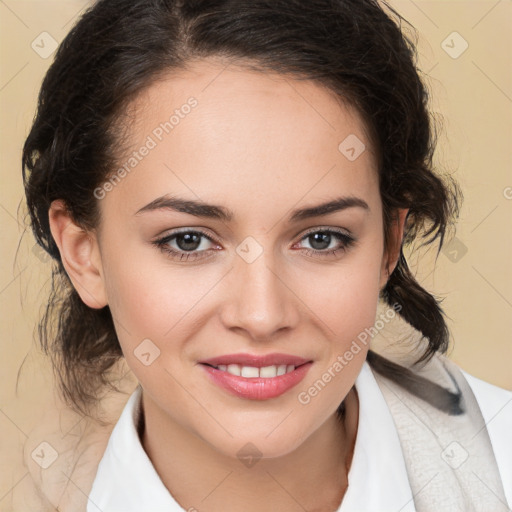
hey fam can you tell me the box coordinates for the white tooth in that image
[227,364,241,376]
[241,366,259,378]
[277,364,287,376]
[260,365,278,378]
[217,364,227,371]
[286,365,295,373]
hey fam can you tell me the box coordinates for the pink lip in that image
[199,353,313,400]
[199,352,310,368]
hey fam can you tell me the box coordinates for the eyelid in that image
[298,225,353,239]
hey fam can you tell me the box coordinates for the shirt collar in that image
[87,384,176,512]
[88,361,415,512]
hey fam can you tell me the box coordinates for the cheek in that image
[102,260,206,402]
[299,269,378,388]
[104,260,201,340]
[301,245,384,341]
[101,242,229,369]
[293,255,382,423]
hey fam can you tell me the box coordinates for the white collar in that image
[87,361,415,511]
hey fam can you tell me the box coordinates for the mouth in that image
[198,353,313,400]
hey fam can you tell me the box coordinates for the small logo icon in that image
[134,338,161,366]
[237,442,263,468]
[31,441,58,469]
[32,244,51,263]
[31,32,58,59]
[236,236,263,264]
[441,32,468,59]
[441,441,469,469]
[442,236,468,263]
[338,134,366,161]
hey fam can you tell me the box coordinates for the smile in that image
[199,353,313,400]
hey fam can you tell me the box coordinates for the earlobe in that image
[379,208,409,289]
[48,199,108,309]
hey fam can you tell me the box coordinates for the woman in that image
[18,0,511,511]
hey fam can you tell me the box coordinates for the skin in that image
[49,58,408,511]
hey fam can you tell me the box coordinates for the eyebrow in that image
[135,194,370,222]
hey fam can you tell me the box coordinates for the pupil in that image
[310,232,330,250]
[177,233,201,251]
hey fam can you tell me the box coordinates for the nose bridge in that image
[221,241,296,339]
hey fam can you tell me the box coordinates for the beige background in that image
[1,0,511,505]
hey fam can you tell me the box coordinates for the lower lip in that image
[200,362,313,400]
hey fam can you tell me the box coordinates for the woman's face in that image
[93,58,394,458]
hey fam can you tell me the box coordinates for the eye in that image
[293,228,356,258]
[152,229,220,262]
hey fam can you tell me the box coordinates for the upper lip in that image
[199,353,311,368]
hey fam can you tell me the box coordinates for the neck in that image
[140,388,359,512]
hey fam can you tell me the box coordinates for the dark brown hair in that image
[22,0,461,417]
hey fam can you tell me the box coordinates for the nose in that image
[219,249,299,342]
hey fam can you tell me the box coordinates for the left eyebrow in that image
[288,196,370,222]
[134,194,370,222]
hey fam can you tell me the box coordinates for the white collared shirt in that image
[87,362,512,512]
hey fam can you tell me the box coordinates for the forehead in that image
[104,58,379,220]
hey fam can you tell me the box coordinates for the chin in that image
[200,424,309,463]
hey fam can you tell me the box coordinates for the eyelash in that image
[152,227,356,262]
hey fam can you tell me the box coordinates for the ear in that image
[48,199,108,309]
[379,207,409,290]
